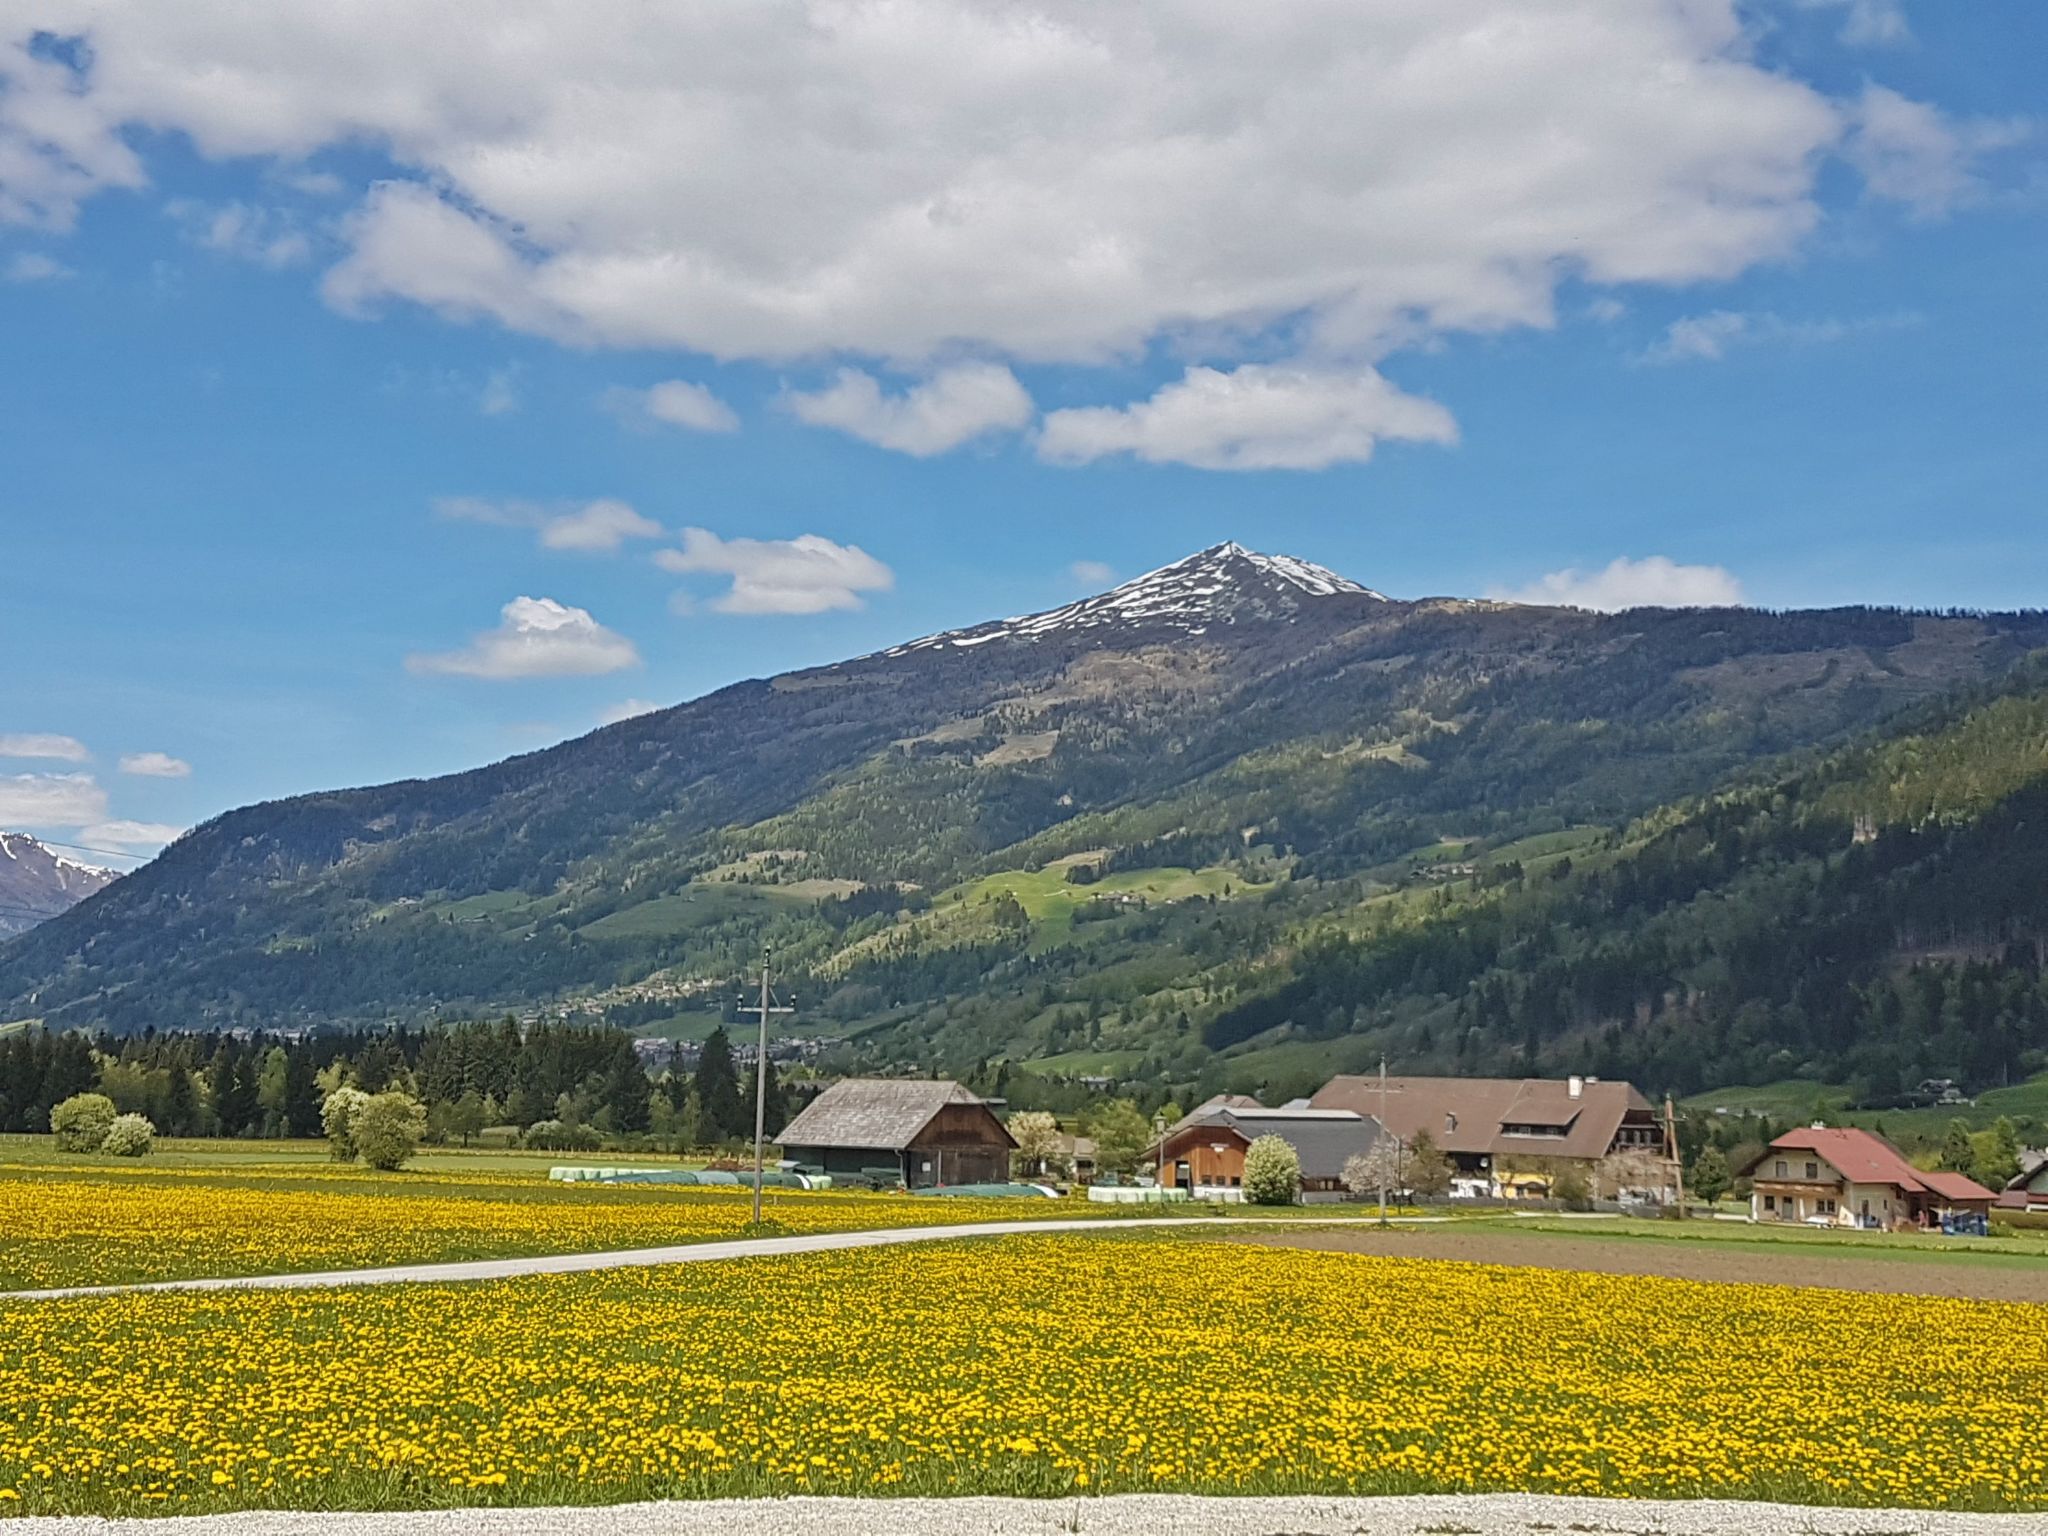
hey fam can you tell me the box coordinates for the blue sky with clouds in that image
[1,1,2043,862]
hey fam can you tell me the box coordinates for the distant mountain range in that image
[0,834,115,939]
[4,543,2046,1104]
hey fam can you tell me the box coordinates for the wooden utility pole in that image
[739,947,795,1226]
[1664,1094,1686,1219]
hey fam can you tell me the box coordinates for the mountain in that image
[1191,661,2048,1105]
[4,544,2047,1069]
[887,542,1384,653]
[0,834,116,939]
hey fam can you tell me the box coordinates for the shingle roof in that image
[1310,1075,1653,1162]
[777,1079,1009,1152]
[1743,1126,1996,1203]
[1159,1105,1383,1180]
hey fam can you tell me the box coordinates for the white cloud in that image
[3,251,71,281]
[167,198,311,267]
[1845,85,2030,221]
[0,772,108,827]
[1039,365,1456,472]
[77,819,185,852]
[118,751,191,778]
[4,5,1857,383]
[633,379,740,435]
[435,495,663,554]
[1635,307,1922,365]
[406,595,641,679]
[478,365,521,417]
[1069,560,1115,586]
[1492,557,1746,612]
[598,697,662,726]
[786,364,1032,457]
[1793,0,1911,49]
[0,733,90,762]
[536,499,663,554]
[0,38,145,228]
[654,529,894,616]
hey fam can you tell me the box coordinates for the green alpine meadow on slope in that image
[5,549,2048,1111]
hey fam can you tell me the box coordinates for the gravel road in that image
[9,1494,2037,1535]
[5,1216,1236,1300]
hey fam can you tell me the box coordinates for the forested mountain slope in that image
[1186,665,2048,1104]
[3,544,2044,1060]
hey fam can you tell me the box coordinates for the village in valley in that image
[4,4,2047,1534]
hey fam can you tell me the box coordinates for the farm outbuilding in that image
[777,1078,1015,1189]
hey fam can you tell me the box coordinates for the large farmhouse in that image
[777,1079,1015,1188]
[1741,1126,1996,1230]
[1310,1073,1674,1200]
[1150,1099,1383,1201]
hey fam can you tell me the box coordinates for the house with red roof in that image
[1739,1126,1996,1230]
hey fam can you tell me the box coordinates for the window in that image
[1774,1160,1788,1178]
[1763,1194,1776,1211]
[1805,1161,1819,1180]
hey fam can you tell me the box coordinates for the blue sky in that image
[1,1,2043,864]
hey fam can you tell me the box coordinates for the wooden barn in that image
[777,1079,1015,1188]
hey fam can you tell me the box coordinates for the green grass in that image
[949,861,1267,947]
[1499,1212,2048,1269]
[1022,1047,1146,1078]
[1683,1073,2048,1138]
[1682,1078,1852,1120]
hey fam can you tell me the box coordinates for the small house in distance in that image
[777,1079,1015,1188]
[1150,1098,1384,1201]
[1740,1126,1996,1230]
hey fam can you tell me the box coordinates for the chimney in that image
[1568,1075,1584,1099]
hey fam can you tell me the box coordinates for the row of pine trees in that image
[0,1019,794,1147]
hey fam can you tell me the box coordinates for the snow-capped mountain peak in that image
[0,831,119,937]
[889,542,1385,654]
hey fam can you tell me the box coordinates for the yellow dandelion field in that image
[2,1235,2045,1517]
[0,1165,1119,1291]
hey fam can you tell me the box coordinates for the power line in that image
[6,836,150,862]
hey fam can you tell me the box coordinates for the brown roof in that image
[1741,1127,1996,1204]
[777,1078,1012,1152]
[1310,1074,1653,1162]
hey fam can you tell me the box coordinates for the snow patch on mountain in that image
[887,543,1385,656]
[0,832,118,937]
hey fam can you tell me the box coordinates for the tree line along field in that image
[3,1233,2046,1517]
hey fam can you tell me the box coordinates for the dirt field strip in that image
[1231,1225,2048,1303]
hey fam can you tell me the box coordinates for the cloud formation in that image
[436,496,664,554]
[77,819,185,852]
[1845,85,2029,221]
[1493,557,1746,612]
[0,733,90,761]
[1635,308,1923,365]
[0,772,108,827]
[598,698,662,726]
[167,198,310,267]
[654,530,894,616]
[119,751,191,778]
[787,364,1033,457]
[407,596,641,679]
[632,379,740,435]
[1039,366,1456,471]
[3,251,70,282]
[1069,560,1115,586]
